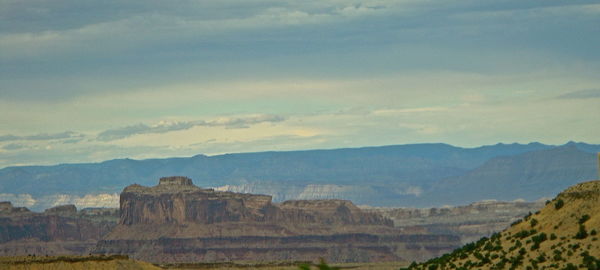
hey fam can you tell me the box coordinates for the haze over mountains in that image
[0,142,598,211]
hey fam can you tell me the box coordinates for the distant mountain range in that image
[0,142,598,210]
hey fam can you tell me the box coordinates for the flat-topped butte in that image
[118,177,384,226]
[96,176,461,263]
[124,176,205,194]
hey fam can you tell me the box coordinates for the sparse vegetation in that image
[579,214,591,224]
[400,181,600,270]
[575,224,588,239]
[298,259,340,270]
[554,199,564,210]
[530,218,538,227]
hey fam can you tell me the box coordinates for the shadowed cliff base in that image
[158,260,409,270]
[0,254,160,270]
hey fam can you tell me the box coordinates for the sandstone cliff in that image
[112,177,392,238]
[95,177,460,263]
[0,202,117,256]
[366,200,544,244]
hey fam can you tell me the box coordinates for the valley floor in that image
[0,256,409,270]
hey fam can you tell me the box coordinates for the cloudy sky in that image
[1,0,599,168]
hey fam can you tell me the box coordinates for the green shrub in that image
[563,263,577,270]
[298,259,340,270]
[511,219,523,227]
[536,254,546,263]
[575,224,588,239]
[530,218,538,227]
[531,232,547,250]
[579,214,591,224]
[581,251,600,269]
[554,199,564,210]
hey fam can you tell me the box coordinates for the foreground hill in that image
[406,180,600,269]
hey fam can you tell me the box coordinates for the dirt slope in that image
[406,180,600,269]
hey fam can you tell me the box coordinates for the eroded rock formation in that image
[0,202,117,256]
[95,177,460,263]
[366,200,545,244]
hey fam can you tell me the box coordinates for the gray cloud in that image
[97,114,286,141]
[1,143,25,151]
[0,131,82,142]
[557,89,600,100]
[1,0,599,168]
[0,143,174,169]
[205,114,286,129]
[2,1,599,101]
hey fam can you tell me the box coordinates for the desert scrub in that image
[298,259,339,270]
[554,199,564,210]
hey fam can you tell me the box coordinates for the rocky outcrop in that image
[0,202,118,256]
[118,177,389,230]
[119,177,273,226]
[366,200,544,244]
[0,201,30,215]
[44,204,77,217]
[95,177,461,263]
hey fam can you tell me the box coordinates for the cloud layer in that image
[557,89,600,100]
[96,114,285,141]
[0,0,599,168]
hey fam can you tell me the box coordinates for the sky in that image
[1,0,599,168]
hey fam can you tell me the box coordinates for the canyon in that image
[0,176,546,263]
[365,200,544,244]
[93,176,461,263]
[0,202,117,256]
[0,176,545,263]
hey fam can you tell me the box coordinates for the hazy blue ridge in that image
[422,144,598,206]
[0,142,596,208]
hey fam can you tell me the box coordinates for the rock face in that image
[95,177,460,263]
[119,176,274,226]
[366,200,545,244]
[0,202,118,256]
[118,176,390,230]
[44,204,78,216]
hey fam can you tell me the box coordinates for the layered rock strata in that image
[0,202,117,256]
[95,177,460,263]
[366,200,545,244]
